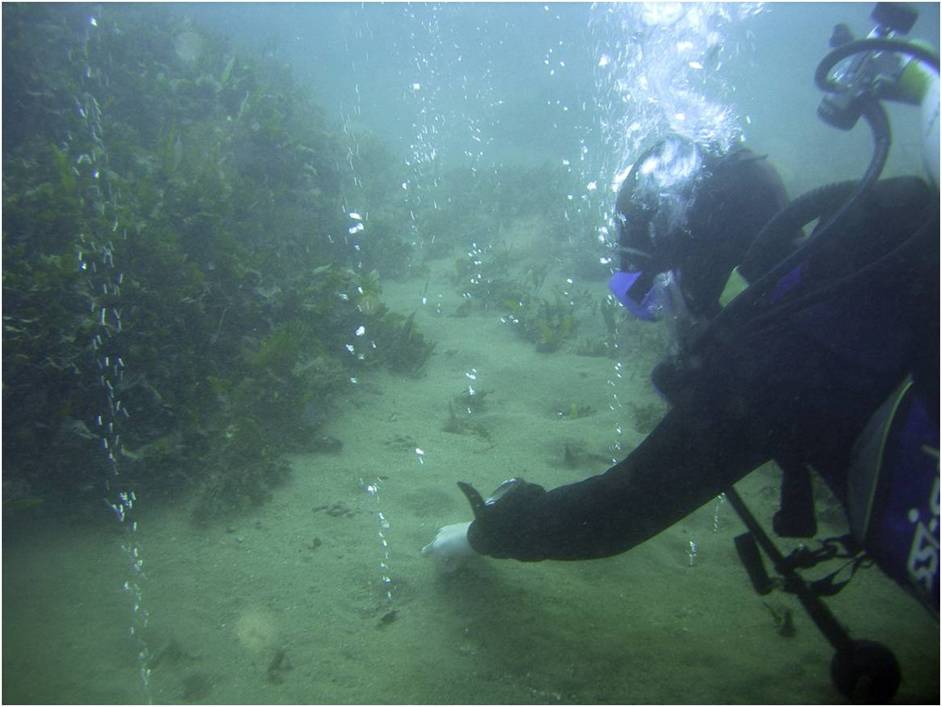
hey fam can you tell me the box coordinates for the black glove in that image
[457,478,546,559]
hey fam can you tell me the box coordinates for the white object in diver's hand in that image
[421,521,474,571]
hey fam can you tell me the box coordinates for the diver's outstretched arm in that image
[465,403,770,561]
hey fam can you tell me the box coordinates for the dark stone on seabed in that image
[311,434,343,453]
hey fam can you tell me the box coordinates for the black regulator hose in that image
[695,97,891,347]
[703,36,936,340]
[815,38,941,93]
[738,180,858,282]
[742,201,937,337]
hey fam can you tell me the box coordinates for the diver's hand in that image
[456,478,546,559]
[422,478,546,567]
[421,521,474,571]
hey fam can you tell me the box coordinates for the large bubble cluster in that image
[590,2,764,179]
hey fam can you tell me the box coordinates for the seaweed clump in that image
[2,5,434,521]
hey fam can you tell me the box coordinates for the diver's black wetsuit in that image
[468,177,939,563]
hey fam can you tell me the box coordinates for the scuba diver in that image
[423,3,939,703]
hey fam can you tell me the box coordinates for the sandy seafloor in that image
[3,244,939,705]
